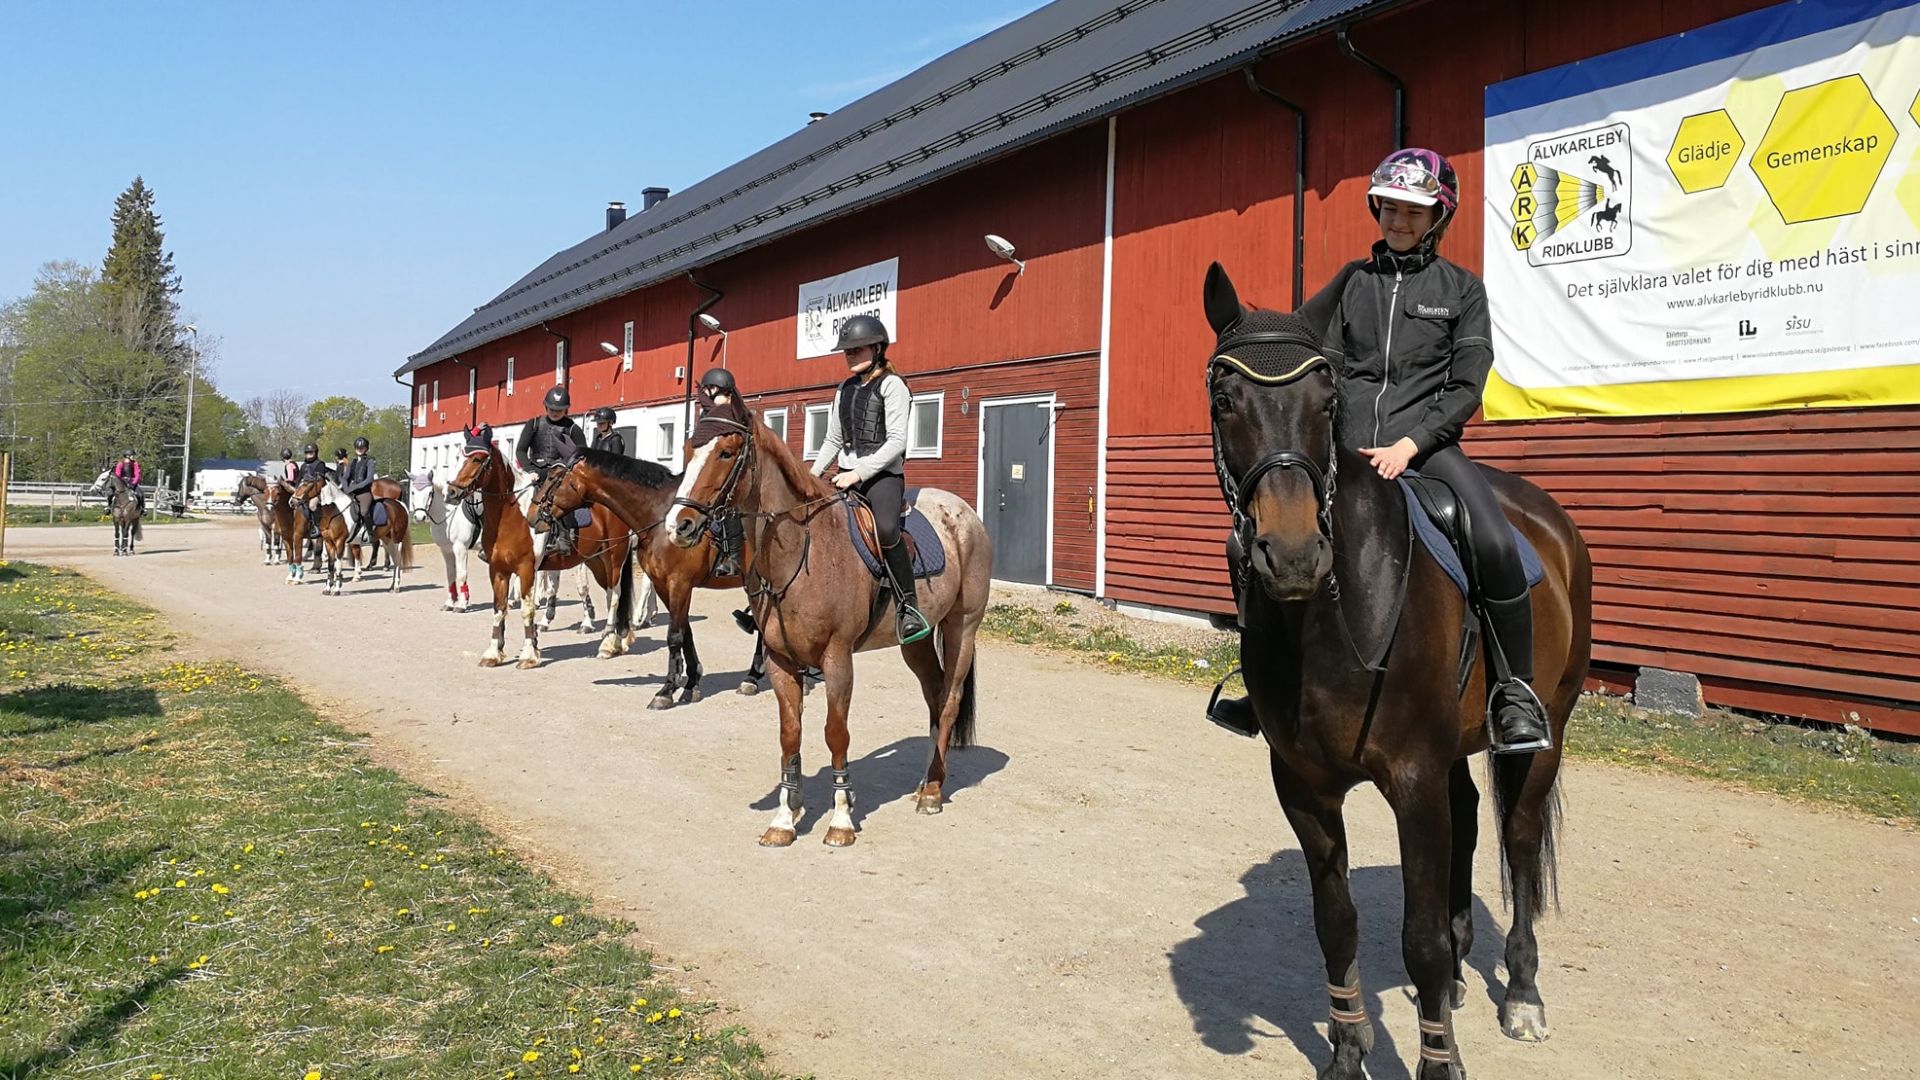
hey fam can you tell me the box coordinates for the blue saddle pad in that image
[1396,479,1544,597]
[571,506,594,529]
[845,496,947,580]
[370,500,389,527]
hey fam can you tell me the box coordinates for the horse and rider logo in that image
[1508,121,1633,266]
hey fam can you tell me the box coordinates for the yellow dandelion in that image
[376,945,394,954]
[595,1036,606,1046]
[363,879,374,889]
[633,998,647,1007]
[591,1018,604,1026]
[210,883,230,895]
[233,863,242,870]
[445,922,458,932]
[482,938,492,948]
[134,889,149,900]
[550,915,565,927]
[396,907,410,916]
[188,915,201,923]
[223,909,234,917]
[570,1048,583,1059]
[306,1071,323,1080]
[188,954,209,969]
[521,1051,540,1063]
[631,1066,643,1074]
[667,1008,681,1019]
[174,880,186,888]
[670,1058,683,1066]
[147,954,158,965]
[568,1066,581,1075]
[646,1011,663,1024]
[193,869,205,877]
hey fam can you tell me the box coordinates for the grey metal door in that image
[983,400,1051,584]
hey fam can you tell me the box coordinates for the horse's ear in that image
[1203,262,1244,337]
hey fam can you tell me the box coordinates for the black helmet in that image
[834,315,890,353]
[698,367,736,395]
[122,449,137,459]
[303,443,318,456]
[544,386,570,412]
[591,406,616,425]
[280,447,293,459]
[353,436,369,450]
[334,447,348,459]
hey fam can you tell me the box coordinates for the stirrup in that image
[1488,679,1552,755]
[1205,671,1260,738]
[896,604,932,645]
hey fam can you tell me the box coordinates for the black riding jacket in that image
[296,458,331,485]
[591,429,626,457]
[516,415,586,473]
[1321,242,1494,455]
[341,454,376,495]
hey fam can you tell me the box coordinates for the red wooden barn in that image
[399,0,1920,734]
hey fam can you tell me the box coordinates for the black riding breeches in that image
[857,472,905,548]
[1415,444,1526,601]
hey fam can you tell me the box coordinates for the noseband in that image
[1207,342,1340,595]
[671,418,755,524]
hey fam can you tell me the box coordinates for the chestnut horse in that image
[291,477,415,594]
[529,449,769,710]
[1200,263,1590,1079]
[667,415,992,847]
[444,439,635,668]
[235,475,285,563]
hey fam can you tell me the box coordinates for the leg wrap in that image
[779,754,803,813]
[831,767,854,809]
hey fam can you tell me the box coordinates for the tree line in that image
[0,178,407,486]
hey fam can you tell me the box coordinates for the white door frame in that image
[975,392,1058,587]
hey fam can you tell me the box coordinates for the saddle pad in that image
[370,500,389,527]
[844,497,947,580]
[571,506,594,529]
[1396,480,1545,597]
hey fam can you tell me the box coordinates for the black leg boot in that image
[882,541,932,644]
[711,513,743,578]
[1205,533,1260,737]
[1482,592,1552,754]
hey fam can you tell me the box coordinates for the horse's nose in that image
[412,508,427,522]
[671,513,700,545]
[1252,533,1332,601]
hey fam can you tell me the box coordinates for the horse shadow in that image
[0,685,162,738]
[748,734,1011,832]
[0,965,184,1077]
[1167,849,1505,1080]
[541,634,666,665]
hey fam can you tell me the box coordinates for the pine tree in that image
[100,177,183,354]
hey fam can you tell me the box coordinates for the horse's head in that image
[407,470,436,521]
[291,477,323,503]
[667,420,753,548]
[1203,262,1339,601]
[90,469,113,493]
[443,444,494,503]
[529,456,590,535]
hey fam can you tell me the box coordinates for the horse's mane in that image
[750,410,831,500]
[579,447,678,490]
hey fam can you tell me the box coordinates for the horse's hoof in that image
[647,695,674,711]
[515,657,540,670]
[737,681,759,697]
[822,826,857,847]
[597,644,618,659]
[1500,1001,1550,1042]
[480,655,503,668]
[681,689,703,705]
[915,789,944,815]
[758,827,796,848]
[1452,979,1469,1011]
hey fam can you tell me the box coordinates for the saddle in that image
[844,492,946,580]
[1398,473,1544,601]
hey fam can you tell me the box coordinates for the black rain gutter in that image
[1242,65,1307,310]
[684,271,724,435]
[1336,25,1405,149]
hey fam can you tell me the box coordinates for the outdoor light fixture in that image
[985,234,1025,275]
[697,313,723,334]
[598,342,620,355]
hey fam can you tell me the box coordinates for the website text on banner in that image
[1481,0,1920,420]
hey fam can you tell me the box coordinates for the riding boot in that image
[1204,533,1260,737]
[1482,591,1553,754]
[711,514,743,578]
[732,608,758,635]
[882,541,932,645]
[548,520,575,558]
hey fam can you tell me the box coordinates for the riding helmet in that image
[280,448,293,459]
[334,448,348,460]
[353,436,370,450]
[123,449,137,459]
[591,406,616,425]
[544,385,570,412]
[303,443,318,456]
[698,367,737,395]
[1366,148,1459,221]
[834,314,890,355]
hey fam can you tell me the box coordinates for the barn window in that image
[555,340,567,386]
[468,367,476,405]
[762,406,788,443]
[907,393,942,458]
[506,356,515,395]
[432,380,439,412]
[804,404,831,458]
[656,420,677,463]
[622,321,634,372]
[415,384,425,427]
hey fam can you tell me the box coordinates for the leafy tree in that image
[304,396,408,474]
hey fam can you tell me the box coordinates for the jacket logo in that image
[1411,303,1454,318]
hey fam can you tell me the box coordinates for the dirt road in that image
[14,521,1918,1079]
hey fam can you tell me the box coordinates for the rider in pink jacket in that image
[111,451,145,513]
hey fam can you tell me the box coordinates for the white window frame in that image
[506,356,515,395]
[761,406,788,443]
[655,419,678,463]
[467,367,477,405]
[622,321,634,371]
[431,379,439,413]
[804,403,832,458]
[907,391,943,459]
[555,340,567,386]
[415,384,425,427]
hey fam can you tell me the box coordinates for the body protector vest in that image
[837,373,896,458]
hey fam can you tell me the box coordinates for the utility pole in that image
[182,324,198,513]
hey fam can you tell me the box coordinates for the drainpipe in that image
[1336,26,1405,150]
[684,271,724,437]
[1243,66,1308,310]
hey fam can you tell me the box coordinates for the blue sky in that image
[0,1,1045,406]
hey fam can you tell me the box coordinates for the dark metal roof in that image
[399,0,1390,376]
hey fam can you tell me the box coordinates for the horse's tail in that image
[131,514,144,542]
[942,652,978,751]
[1488,753,1562,915]
[610,544,636,636]
[397,527,415,570]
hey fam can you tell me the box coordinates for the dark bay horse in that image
[291,477,414,594]
[444,439,635,668]
[235,475,285,564]
[1201,263,1591,1079]
[665,415,992,847]
[91,470,143,555]
[530,448,768,710]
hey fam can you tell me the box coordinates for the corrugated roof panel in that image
[399,0,1389,375]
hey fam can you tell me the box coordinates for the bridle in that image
[670,417,757,526]
[1207,337,1340,597]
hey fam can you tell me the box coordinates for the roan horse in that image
[667,414,991,846]
[235,475,285,564]
[91,470,143,556]
[444,438,635,668]
[1201,263,1591,1079]
[290,476,415,594]
[529,448,768,711]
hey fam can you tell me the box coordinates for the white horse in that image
[409,469,486,611]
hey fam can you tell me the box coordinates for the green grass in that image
[0,560,788,1080]
[980,601,1920,826]
[6,506,204,527]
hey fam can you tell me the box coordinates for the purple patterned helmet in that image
[1366,148,1458,219]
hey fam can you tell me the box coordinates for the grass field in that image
[5,505,205,527]
[0,560,787,1080]
[982,601,1920,825]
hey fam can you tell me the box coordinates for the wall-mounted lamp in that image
[985,233,1025,275]
[598,342,620,356]
[697,313,728,367]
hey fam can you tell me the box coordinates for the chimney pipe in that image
[808,111,829,125]
[642,187,669,211]
[605,201,627,231]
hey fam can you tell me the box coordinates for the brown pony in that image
[235,475,284,564]
[291,476,415,594]
[444,439,635,668]
[1201,263,1590,1079]
[529,448,769,710]
[666,414,992,847]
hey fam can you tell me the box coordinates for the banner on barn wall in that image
[796,257,899,360]
[1481,0,1920,419]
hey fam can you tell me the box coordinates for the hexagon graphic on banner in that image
[1667,110,1744,193]
[1751,74,1896,224]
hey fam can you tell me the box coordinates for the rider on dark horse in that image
[809,315,932,645]
[589,407,626,458]
[342,436,377,542]
[111,450,145,516]
[691,367,751,579]
[1208,147,1552,755]
[517,385,587,556]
